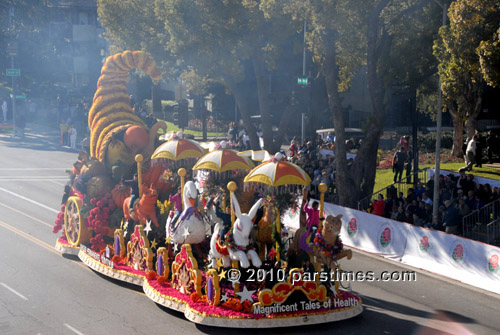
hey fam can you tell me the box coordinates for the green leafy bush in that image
[417,131,454,152]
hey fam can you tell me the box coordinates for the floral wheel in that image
[64,196,90,247]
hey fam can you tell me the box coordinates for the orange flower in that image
[242,300,253,313]
[112,255,122,264]
[157,276,167,285]
[190,292,201,302]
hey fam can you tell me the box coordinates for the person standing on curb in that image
[462,134,478,172]
[2,98,8,123]
[69,123,78,149]
[392,147,407,183]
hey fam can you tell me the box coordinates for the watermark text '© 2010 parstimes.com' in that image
[226,268,417,284]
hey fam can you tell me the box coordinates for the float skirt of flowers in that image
[54,236,80,256]
[142,278,363,328]
[78,244,146,286]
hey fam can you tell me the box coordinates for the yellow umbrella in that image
[244,160,311,187]
[193,149,254,172]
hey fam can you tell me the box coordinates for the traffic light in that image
[172,105,179,126]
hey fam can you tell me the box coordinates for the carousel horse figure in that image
[123,184,159,227]
[166,181,205,245]
[210,193,263,268]
[287,206,352,270]
[253,206,275,260]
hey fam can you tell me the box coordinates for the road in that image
[0,124,499,335]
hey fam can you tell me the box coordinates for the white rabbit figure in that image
[210,193,263,269]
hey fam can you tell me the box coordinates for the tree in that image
[263,0,443,207]
[434,0,500,155]
[479,27,500,88]
[0,1,73,97]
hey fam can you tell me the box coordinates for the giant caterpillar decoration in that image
[88,51,166,169]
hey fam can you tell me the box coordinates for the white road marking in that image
[0,202,53,227]
[0,176,68,179]
[48,179,67,186]
[0,179,68,182]
[0,282,28,301]
[0,168,67,171]
[64,323,85,335]
[0,186,59,213]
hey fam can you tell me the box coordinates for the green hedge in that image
[417,131,454,152]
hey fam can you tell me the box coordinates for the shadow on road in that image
[0,124,80,154]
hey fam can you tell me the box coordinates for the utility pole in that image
[9,6,16,138]
[432,0,447,224]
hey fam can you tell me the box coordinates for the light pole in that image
[432,0,447,224]
[8,6,16,138]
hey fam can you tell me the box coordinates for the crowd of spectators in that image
[285,132,360,201]
[369,169,500,235]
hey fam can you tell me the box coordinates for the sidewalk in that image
[0,120,81,153]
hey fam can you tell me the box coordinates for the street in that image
[0,125,499,335]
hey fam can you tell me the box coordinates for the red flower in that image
[349,218,357,231]
[157,276,167,285]
[490,255,499,268]
[382,228,391,242]
[90,198,97,206]
[96,201,104,208]
[112,255,122,264]
[146,270,157,280]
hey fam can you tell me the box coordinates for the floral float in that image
[53,51,362,328]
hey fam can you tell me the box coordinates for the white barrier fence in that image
[283,200,500,295]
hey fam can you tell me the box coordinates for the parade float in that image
[53,51,363,327]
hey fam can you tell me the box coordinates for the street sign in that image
[15,94,26,99]
[7,42,18,56]
[6,69,20,76]
[297,77,308,85]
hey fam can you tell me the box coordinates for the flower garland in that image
[313,233,343,258]
[224,229,255,252]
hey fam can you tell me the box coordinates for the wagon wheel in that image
[64,196,90,247]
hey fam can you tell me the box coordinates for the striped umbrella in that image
[151,138,205,161]
[244,160,311,187]
[193,149,254,172]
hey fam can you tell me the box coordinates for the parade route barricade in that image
[283,200,500,295]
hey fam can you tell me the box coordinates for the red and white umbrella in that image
[151,138,205,161]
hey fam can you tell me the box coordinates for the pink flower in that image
[90,198,97,206]
[421,236,429,248]
[96,201,104,208]
[382,228,391,242]
[57,212,64,219]
[490,254,499,268]
[349,218,357,231]
[454,244,464,258]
